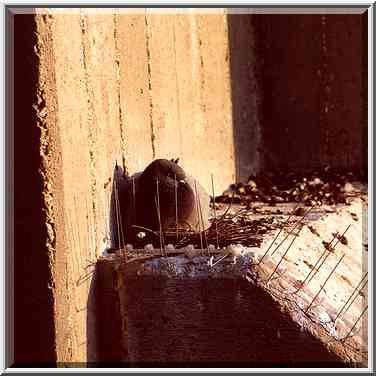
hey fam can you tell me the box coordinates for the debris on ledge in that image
[97,188,367,366]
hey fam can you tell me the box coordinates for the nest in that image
[130,203,277,250]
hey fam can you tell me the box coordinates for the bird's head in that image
[142,159,187,189]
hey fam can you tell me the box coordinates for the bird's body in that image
[110,159,209,248]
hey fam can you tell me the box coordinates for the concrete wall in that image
[12,8,238,364]
[11,8,367,366]
[251,13,367,173]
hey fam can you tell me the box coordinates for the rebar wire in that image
[293,232,338,294]
[304,225,351,288]
[342,305,368,342]
[305,254,345,313]
[196,180,209,255]
[211,174,220,249]
[270,204,316,257]
[174,173,178,242]
[155,178,165,255]
[194,180,204,252]
[114,179,126,249]
[334,273,368,322]
[257,208,297,265]
[266,223,304,283]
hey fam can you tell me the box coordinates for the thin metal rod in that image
[114,179,126,249]
[335,273,368,322]
[270,205,315,257]
[131,224,160,237]
[174,173,178,242]
[294,232,338,293]
[211,253,230,267]
[113,180,122,249]
[132,177,136,225]
[154,196,164,255]
[211,174,219,249]
[305,254,345,313]
[266,223,303,283]
[339,279,368,321]
[305,224,351,287]
[257,211,294,265]
[196,180,209,255]
[194,180,204,252]
[155,178,165,255]
[342,305,368,341]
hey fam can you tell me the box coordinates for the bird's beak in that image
[179,179,186,184]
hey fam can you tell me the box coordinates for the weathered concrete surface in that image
[227,14,261,182]
[102,193,367,366]
[16,8,237,365]
[11,8,367,367]
[145,10,235,191]
[251,14,367,173]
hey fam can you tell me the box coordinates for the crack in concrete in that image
[144,12,156,159]
[80,13,98,253]
[113,12,127,168]
[172,19,184,161]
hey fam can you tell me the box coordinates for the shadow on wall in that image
[86,164,126,365]
[227,13,367,176]
[227,14,262,183]
[12,13,57,366]
[87,260,127,367]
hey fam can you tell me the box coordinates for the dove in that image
[109,158,209,249]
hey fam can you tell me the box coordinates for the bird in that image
[109,158,210,249]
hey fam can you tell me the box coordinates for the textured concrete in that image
[11,8,367,366]
[251,14,367,172]
[15,9,237,364]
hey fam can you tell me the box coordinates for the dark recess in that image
[227,14,261,183]
[88,262,126,364]
[121,275,346,367]
[11,12,57,365]
[228,13,367,177]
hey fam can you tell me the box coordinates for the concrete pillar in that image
[12,8,240,364]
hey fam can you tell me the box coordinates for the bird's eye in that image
[167,172,174,179]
